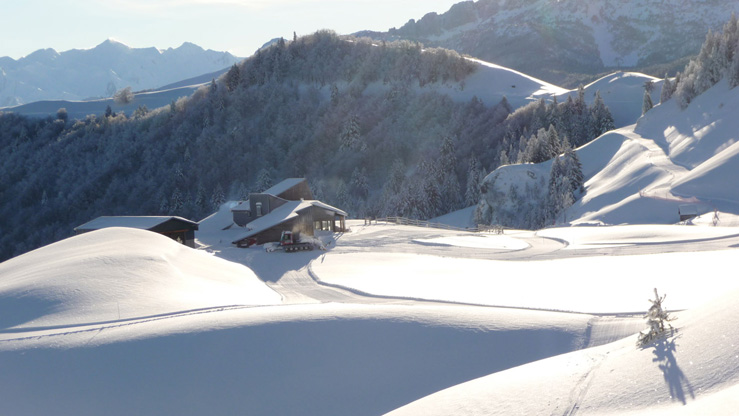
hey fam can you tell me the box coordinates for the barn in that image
[74,216,199,248]
[230,178,347,247]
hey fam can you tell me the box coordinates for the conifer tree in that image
[637,288,676,346]
[465,156,483,207]
[660,74,674,103]
[225,64,242,92]
[590,91,615,138]
[254,169,273,193]
[642,89,654,115]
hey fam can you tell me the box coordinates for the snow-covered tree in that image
[113,86,134,104]
[637,288,676,346]
[254,169,273,193]
[210,184,226,210]
[660,74,674,104]
[642,89,653,116]
[225,64,241,92]
[465,156,483,207]
[590,91,614,138]
[339,114,365,152]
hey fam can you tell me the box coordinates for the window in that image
[256,202,263,217]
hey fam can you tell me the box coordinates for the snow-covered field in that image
[2,215,738,415]
[3,48,739,415]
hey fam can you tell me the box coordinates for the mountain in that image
[0,39,240,107]
[358,0,739,87]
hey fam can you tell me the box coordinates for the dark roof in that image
[75,216,199,232]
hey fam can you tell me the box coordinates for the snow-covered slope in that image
[1,84,204,119]
[386,285,739,416]
[0,39,239,106]
[2,219,739,415]
[479,78,739,227]
[0,227,280,329]
[559,71,662,128]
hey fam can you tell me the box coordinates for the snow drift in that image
[0,227,280,330]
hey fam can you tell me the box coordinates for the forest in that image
[0,31,613,261]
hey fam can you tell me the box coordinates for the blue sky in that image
[1,0,462,59]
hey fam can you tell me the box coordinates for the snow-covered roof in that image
[231,201,304,243]
[230,200,251,212]
[261,178,306,198]
[231,200,347,243]
[75,216,198,232]
[309,200,348,217]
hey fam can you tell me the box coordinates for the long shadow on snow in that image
[649,333,695,405]
[0,317,582,416]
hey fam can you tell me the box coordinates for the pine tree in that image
[225,64,241,92]
[339,115,365,152]
[642,89,654,115]
[210,184,225,210]
[546,124,561,159]
[254,169,273,193]
[170,188,184,213]
[436,135,461,213]
[465,156,483,207]
[660,74,674,103]
[590,91,615,138]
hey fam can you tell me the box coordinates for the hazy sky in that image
[1,0,462,59]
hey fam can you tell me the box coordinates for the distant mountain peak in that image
[0,40,241,106]
[95,38,131,51]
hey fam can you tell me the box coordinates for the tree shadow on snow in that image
[649,333,695,405]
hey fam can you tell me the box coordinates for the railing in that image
[372,216,504,234]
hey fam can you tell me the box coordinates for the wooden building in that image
[74,216,199,248]
[230,178,347,247]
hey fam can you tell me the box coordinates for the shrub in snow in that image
[637,288,676,346]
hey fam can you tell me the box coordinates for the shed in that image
[75,216,199,248]
[678,205,698,222]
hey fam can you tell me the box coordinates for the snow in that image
[387,285,739,416]
[417,57,569,108]
[0,228,280,330]
[413,234,529,250]
[2,214,739,415]
[260,177,309,197]
[4,61,739,416]
[311,226,739,314]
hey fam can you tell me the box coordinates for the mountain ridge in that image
[0,39,240,106]
[358,0,739,87]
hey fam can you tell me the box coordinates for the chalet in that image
[230,178,347,247]
[74,216,199,248]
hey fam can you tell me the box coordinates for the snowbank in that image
[0,227,280,329]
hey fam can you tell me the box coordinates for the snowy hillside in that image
[478,76,739,228]
[2,217,739,415]
[0,39,239,106]
[560,71,662,128]
[1,84,205,120]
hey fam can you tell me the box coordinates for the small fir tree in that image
[637,288,676,346]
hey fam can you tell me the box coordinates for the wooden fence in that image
[371,216,504,234]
